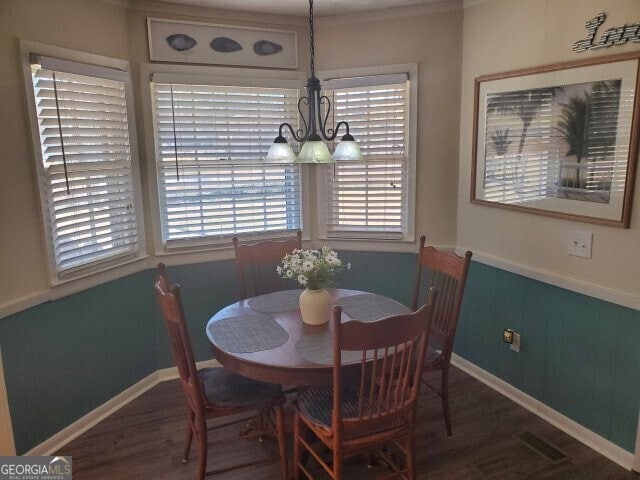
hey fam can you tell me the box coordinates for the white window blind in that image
[482,80,629,204]
[483,88,555,203]
[152,82,302,245]
[323,77,409,238]
[30,59,139,275]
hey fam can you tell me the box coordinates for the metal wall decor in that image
[147,18,297,69]
[573,12,640,53]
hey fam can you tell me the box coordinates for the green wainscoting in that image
[455,261,640,453]
[0,270,157,454]
[336,250,416,306]
[1,253,638,456]
[157,260,239,368]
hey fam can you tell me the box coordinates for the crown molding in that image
[100,0,133,7]
[463,0,490,8]
[317,0,462,27]
[129,0,308,27]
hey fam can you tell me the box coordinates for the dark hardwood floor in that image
[57,366,639,479]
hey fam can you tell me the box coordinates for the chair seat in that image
[199,368,283,408]
[297,385,405,436]
[425,346,443,367]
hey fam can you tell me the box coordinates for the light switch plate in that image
[568,230,592,258]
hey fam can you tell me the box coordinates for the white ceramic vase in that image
[299,288,331,325]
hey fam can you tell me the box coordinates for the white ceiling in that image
[154,0,453,17]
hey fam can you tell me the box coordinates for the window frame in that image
[140,64,311,258]
[21,41,147,285]
[316,63,418,243]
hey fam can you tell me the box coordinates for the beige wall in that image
[317,3,463,247]
[6,0,636,310]
[0,0,307,308]
[456,0,640,298]
[0,0,462,309]
[0,0,132,306]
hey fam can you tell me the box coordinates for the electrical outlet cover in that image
[511,332,521,352]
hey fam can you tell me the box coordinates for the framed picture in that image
[147,18,298,69]
[471,53,640,228]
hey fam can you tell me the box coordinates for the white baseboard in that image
[24,354,636,472]
[26,370,159,456]
[451,353,636,471]
[25,359,219,456]
[156,359,220,382]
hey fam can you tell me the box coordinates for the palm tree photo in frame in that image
[472,53,640,227]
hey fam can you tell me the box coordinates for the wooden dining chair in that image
[293,289,436,480]
[154,263,288,480]
[411,235,472,437]
[232,230,303,300]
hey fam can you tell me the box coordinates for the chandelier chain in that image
[267,0,360,161]
[309,0,315,76]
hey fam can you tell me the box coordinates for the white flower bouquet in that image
[277,247,350,290]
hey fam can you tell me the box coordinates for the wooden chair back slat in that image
[430,270,458,336]
[232,230,302,300]
[410,237,472,438]
[411,236,472,357]
[155,265,205,413]
[155,263,289,478]
[332,289,436,438]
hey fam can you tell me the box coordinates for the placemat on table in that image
[335,293,411,321]
[248,289,303,313]
[208,313,289,353]
[295,330,373,366]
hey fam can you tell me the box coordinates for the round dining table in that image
[206,288,411,386]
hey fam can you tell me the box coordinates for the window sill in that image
[1,254,151,319]
[161,231,305,253]
[317,236,417,254]
[49,254,151,301]
[319,232,414,242]
[155,230,307,265]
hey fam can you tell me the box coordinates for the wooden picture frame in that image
[147,18,298,69]
[471,52,640,228]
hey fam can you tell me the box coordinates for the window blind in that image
[482,81,629,204]
[482,88,555,204]
[152,83,302,245]
[324,80,408,237]
[580,79,627,194]
[30,61,139,274]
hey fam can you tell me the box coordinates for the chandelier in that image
[265,0,363,163]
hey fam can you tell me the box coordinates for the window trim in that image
[140,63,311,255]
[20,40,147,286]
[316,63,418,243]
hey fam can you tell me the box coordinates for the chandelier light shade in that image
[297,137,333,163]
[331,133,363,160]
[265,135,297,163]
[265,0,363,164]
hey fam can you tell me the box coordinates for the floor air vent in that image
[514,431,568,464]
